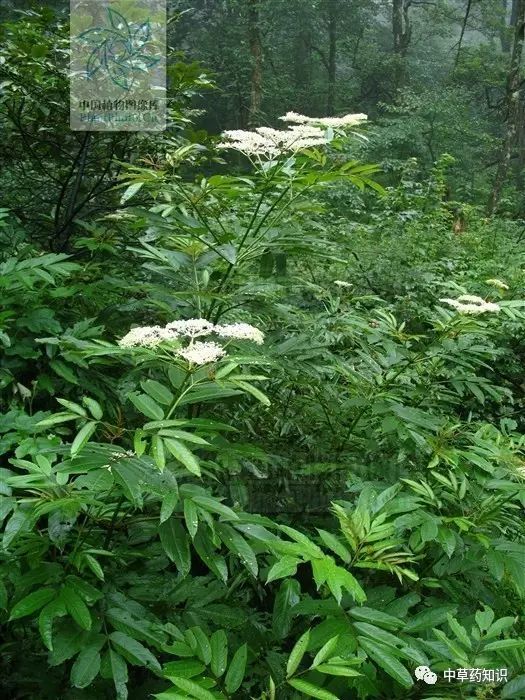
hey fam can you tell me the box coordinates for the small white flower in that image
[485,278,509,290]
[279,111,368,128]
[166,318,215,338]
[214,322,265,345]
[111,450,134,460]
[457,294,486,304]
[177,341,226,365]
[334,280,353,288]
[118,325,178,348]
[439,296,500,315]
[217,123,328,157]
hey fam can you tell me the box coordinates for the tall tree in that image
[487,0,525,214]
[326,0,338,115]
[392,0,412,56]
[248,0,263,126]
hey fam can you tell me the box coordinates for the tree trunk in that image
[392,0,411,56]
[247,0,262,127]
[512,0,520,25]
[294,27,312,96]
[392,0,411,87]
[326,0,337,115]
[455,0,473,67]
[501,0,511,52]
[487,0,525,215]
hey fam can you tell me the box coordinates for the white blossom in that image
[334,280,353,288]
[485,278,509,290]
[118,325,178,348]
[166,318,215,338]
[214,322,265,345]
[217,124,328,157]
[177,341,226,365]
[279,111,368,128]
[439,296,500,315]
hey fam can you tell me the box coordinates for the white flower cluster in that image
[279,111,368,128]
[485,278,509,290]
[440,295,501,315]
[118,325,177,348]
[215,322,265,345]
[217,124,328,157]
[118,318,265,365]
[166,318,214,337]
[178,341,226,365]
[334,280,353,288]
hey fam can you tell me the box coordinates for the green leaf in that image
[353,622,402,650]
[164,438,201,476]
[152,435,166,471]
[216,522,258,576]
[286,629,310,678]
[109,649,128,700]
[357,637,413,688]
[446,614,471,649]
[193,496,238,521]
[485,616,516,640]
[312,557,366,604]
[57,398,87,416]
[9,587,56,621]
[272,579,300,639]
[483,639,525,651]
[38,599,66,650]
[267,555,300,583]
[128,393,165,421]
[184,498,199,538]
[287,679,339,699]
[404,605,456,633]
[191,626,212,665]
[502,674,525,698]
[231,380,270,406]
[311,636,339,668]
[225,643,247,694]
[121,181,144,204]
[210,630,228,678]
[475,607,495,633]
[50,360,78,384]
[82,397,103,420]
[71,644,101,688]
[317,529,351,563]
[84,553,105,581]
[36,412,79,427]
[193,527,228,583]
[349,607,403,631]
[110,631,161,672]
[159,518,190,577]
[316,664,362,677]
[71,421,98,457]
[160,491,179,524]
[166,677,217,700]
[141,380,174,406]
[163,659,205,679]
[61,586,92,630]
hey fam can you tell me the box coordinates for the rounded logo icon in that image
[415,666,438,684]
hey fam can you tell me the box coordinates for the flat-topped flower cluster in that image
[440,295,501,315]
[118,318,264,365]
[217,111,367,157]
